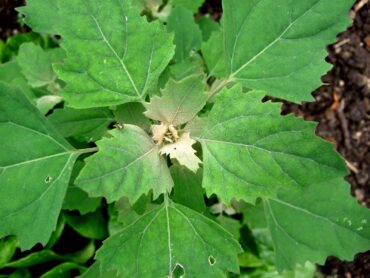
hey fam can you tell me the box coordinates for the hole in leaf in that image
[172,262,185,278]
[208,255,216,266]
[45,176,52,183]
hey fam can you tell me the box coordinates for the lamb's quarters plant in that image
[0,0,368,277]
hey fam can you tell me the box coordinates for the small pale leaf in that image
[144,74,207,126]
[160,132,202,172]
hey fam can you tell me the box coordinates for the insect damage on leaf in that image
[152,123,201,173]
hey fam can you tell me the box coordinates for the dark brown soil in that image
[1,0,370,277]
[0,0,27,40]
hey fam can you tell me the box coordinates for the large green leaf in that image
[64,210,108,240]
[113,102,151,132]
[144,74,207,126]
[17,43,65,88]
[202,30,226,77]
[0,82,82,249]
[48,107,114,142]
[220,0,354,102]
[96,201,242,277]
[63,186,101,215]
[264,178,370,270]
[171,165,206,213]
[17,0,60,35]
[40,262,86,278]
[76,126,173,203]
[167,6,202,62]
[199,85,347,204]
[0,60,36,100]
[0,237,17,268]
[54,0,175,108]
[63,161,101,215]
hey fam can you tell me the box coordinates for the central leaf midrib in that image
[229,0,323,80]
[266,198,370,241]
[202,138,341,172]
[91,15,141,99]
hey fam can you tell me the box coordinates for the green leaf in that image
[144,74,207,126]
[199,85,347,204]
[0,61,36,100]
[220,0,354,102]
[17,0,60,34]
[54,0,175,108]
[5,250,64,268]
[113,102,151,132]
[96,201,242,277]
[17,43,65,88]
[184,116,207,138]
[202,30,226,77]
[63,160,101,214]
[0,82,81,250]
[40,262,86,278]
[49,107,114,142]
[198,15,220,42]
[76,126,173,203]
[167,6,202,62]
[64,210,108,240]
[108,199,141,235]
[5,269,32,278]
[45,216,66,249]
[216,215,241,240]
[78,262,118,278]
[171,0,204,13]
[0,236,18,269]
[169,54,205,81]
[5,241,95,268]
[63,186,101,215]
[264,178,370,270]
[171,165,206,212]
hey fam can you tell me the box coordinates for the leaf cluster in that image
[0,0,368,277]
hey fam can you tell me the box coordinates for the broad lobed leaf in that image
[0,82,79,250]
[264,178,370,270]
[208,0,354,102]
[167,5,203,62]
[199,85,347,204]
[96,201,242,277]
[17,0,60,35]
[17,43,65,88]
[54,0,175,108]
[76,125,173,203]
[144,74,207,126]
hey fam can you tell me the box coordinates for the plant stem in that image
[208,77,233,100]
[78,147,99,154]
